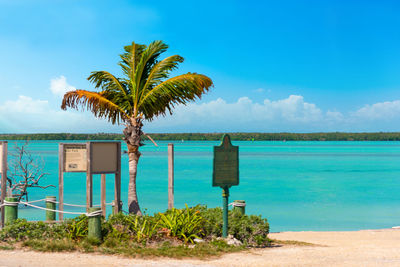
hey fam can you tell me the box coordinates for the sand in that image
[0,228,399,267]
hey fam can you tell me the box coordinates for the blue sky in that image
[1,0,400,133]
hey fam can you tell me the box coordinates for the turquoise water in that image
[3,140,400,232]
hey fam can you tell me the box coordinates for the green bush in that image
[0,205,269,249]
[105,213,159,243]
[199,206,269,246]
[0,219,67,241]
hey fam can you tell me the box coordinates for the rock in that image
[226,235,242,246]
[193,238,205,243]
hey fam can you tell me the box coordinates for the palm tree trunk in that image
[123,118,144,215]
[127,144,142,215]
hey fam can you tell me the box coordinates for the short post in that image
[111,200,122,214]
[88,207,102,241]
[168,143,174,209]
[4,197,18,224]
[45,196,56,221]
[233,200,246,215]
[222,187,229,238]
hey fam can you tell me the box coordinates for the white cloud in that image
[353,100,400,120]
[148,95,324,132]
[3,93,400,133]
[50,76,76,97]
[0,95,121,133]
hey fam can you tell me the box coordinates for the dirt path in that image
[0,229,399,267]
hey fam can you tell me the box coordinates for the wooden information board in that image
[63,144,87,172]
[213,134,239,187]
[90,142,118,173]
[58,142,121,220]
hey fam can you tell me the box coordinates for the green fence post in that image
[88,207,102,241]
[233,200,246,215]
[4,197,18,224]
[45,196,56,221]
[222,187,229,238]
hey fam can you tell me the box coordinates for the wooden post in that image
[4,197,18,225]
[88,207,102,241]
[101,174,106,217]
[46,196,56,221]
[1,141,8,227]
[114,142,121,213]
[86,142,93,212]
[58,143,64,221]
[168,143,174,210]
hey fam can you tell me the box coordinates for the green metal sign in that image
[213,134,239,187]
[212,134,240,238]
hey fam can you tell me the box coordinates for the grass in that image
[12,238,246,259]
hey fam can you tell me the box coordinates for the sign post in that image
[212,134,239,238]
[59,142,121,220]
[0,141,8,227]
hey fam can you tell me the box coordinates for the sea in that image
[3,140,400,232]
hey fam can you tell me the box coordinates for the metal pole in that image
[168,143,174,209]
[222,186,229,238]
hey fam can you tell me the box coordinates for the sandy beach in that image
[0,228,399,267]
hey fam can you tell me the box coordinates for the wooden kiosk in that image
[59,142,121,220]
[0,141,8,226]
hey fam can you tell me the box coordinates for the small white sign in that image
[64,144,87,172]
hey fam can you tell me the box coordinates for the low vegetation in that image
[0,205,269,258]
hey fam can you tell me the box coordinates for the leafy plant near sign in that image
[157,204,205,243]
[0,205,269,257]
[65,215,88,241]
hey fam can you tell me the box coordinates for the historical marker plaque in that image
[64,144,87,172]
[213,134,239,187]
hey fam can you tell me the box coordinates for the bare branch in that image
[3,141,55,202]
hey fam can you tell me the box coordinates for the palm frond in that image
[87,71,133,115]
[139,73,213,120]
[118,42,146,80]
[140,55,184,99]
[61,90,129,124]
[135,40,168,89]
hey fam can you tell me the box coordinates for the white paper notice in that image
[64,144,87,172]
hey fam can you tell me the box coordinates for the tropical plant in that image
[158,204,205,243]
[61,41,213,215]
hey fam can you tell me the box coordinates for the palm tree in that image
[61,40,213,215]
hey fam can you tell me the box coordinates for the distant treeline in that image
[2,132,400,141]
